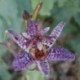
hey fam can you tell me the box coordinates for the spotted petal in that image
[43,22,65,48]
[12,51,34,71]
[27,20,41,36]
[36,59,50,77]
[8,30,30,52]
[47,47,75,62]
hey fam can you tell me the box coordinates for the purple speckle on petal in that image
[47,47,75,61]
[37,60,50,77]
[12,51,34,71]
[27,20,41,36]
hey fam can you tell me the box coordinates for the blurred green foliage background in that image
[0,0,80,80]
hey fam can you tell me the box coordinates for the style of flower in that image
[8,19,75,77]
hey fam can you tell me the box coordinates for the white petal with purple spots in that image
[27,20,41,36]
[8,30,31,52]
[12,51,34,71]
[43,22,65,48]
[36,59,50,77]
[47,47,75,61]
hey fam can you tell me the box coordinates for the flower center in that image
[34,34,42,41]
[31,34,43,46]
[29,45,48,60]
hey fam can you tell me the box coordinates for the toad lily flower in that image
[7,20,75,77]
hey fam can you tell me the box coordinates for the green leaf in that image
[0,0,21,34]
[74,13,80,26]
[25,70,44,80]
[52,7,73,21]
[64,32,80,55]
[0,45,7,56]
[0,17,8,41]
[57,0,67,7]
[0,60,12,80]
[70,35,80,54]
[0,0,18,20]
[61,23,78,36]
[15,0,32,16]
[52,0,80,21]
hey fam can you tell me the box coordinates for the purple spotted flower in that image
[8,19,75,77]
